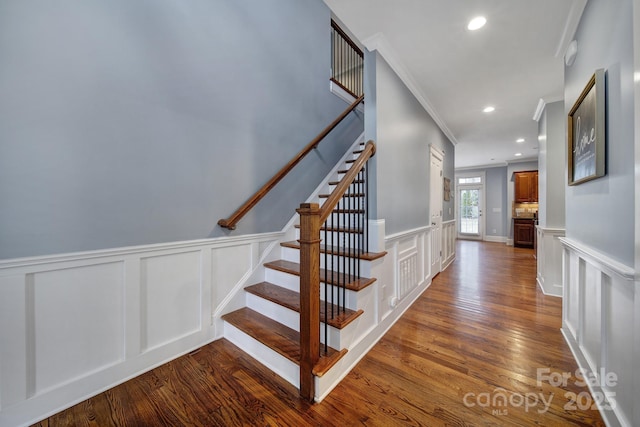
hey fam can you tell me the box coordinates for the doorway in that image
[456,173,485,240]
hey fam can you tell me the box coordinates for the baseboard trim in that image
[484,236,507,243]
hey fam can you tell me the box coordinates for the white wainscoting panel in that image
[32,262,126,395]
[442,220,456,270]
[0,232,282,427]
[536,227,565,297]
[559,237,638,427]
[383,226,432,318]
[140,251,202,352]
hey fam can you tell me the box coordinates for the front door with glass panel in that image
[456,175,484,240]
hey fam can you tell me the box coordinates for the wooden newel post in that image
[296,202,321,401]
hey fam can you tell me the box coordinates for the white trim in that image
[561,241,638,427]
[558,237,636,281]
[362,32,457,146]
[385,225,432,243]
[0,232,283,272]
[483,236,507,243]
[0,230,283,427]
[455,171,486,241]
[535,226,565,297]
[554,0,588,58]
[329,81,364,113]
[505,156,538,165]
[533,98,546,122]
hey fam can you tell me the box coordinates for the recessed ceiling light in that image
[468,16,487,31]
[516,138,525,143]
[515,153,523,157]
[483,106,495,113]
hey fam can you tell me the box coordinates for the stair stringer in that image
[211,233,284,337]
[215,132,366,330]
[220,131,400,400]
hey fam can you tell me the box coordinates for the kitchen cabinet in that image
[514,218,535,248]
[514,171,538,203]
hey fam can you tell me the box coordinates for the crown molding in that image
[362,32,458,146]
[554,0,588,58]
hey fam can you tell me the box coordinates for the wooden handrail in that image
[218,94,365,230]
[297,139,375,401]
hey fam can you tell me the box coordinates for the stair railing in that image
[331,20,364,98]
[297,140,375,400]
[218,94,364,230]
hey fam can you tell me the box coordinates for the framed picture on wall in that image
[443,177,451,201]
[567,68,606,185]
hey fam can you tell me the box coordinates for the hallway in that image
[33,241,605,426]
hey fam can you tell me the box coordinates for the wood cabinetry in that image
[514,219,535,248]
[514,171,538,203]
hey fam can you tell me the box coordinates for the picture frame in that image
[567,68,606,185]
[443,177,451,201]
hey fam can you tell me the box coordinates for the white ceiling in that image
[323,0,587,169]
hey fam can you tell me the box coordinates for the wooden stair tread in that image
[281,241,386,261]
[264,260,376,291]
[338,168,364,174]
[319,193,364,198]
[222,308,347,377]
[329,179,364,185]
[245,282,364,329]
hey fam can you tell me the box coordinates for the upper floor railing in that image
[331,20,364,98]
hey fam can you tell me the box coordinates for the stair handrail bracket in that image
[218,95,364,230]
[297,139,375,401]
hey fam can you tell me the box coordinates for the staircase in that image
[221,139,385,400]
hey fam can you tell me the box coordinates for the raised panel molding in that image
[0,232,282,427]
[140,251,202,352]
[559,237,638,427]
[31,263,126,395]
[385,226,434,311]
[442,220,456,270]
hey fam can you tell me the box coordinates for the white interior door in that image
[429,146,444,276]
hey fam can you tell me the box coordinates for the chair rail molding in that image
[558,237,638,427]
[0,231,283,427]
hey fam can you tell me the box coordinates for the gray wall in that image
[367,53,455,235]
[564,0,635,266]
[0,0,363,259]
[486,167,509,238]
[537,100,566,229]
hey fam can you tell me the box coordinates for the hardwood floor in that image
[33,241,605,426]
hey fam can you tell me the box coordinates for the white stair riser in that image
[246,293,299,331]
[245,293,357,349]
[319,285,358,310]
[223,322,299,388]
[263,269,361,310]
[281,246,301,263]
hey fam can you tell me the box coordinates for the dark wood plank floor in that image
[33,241,605,426]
